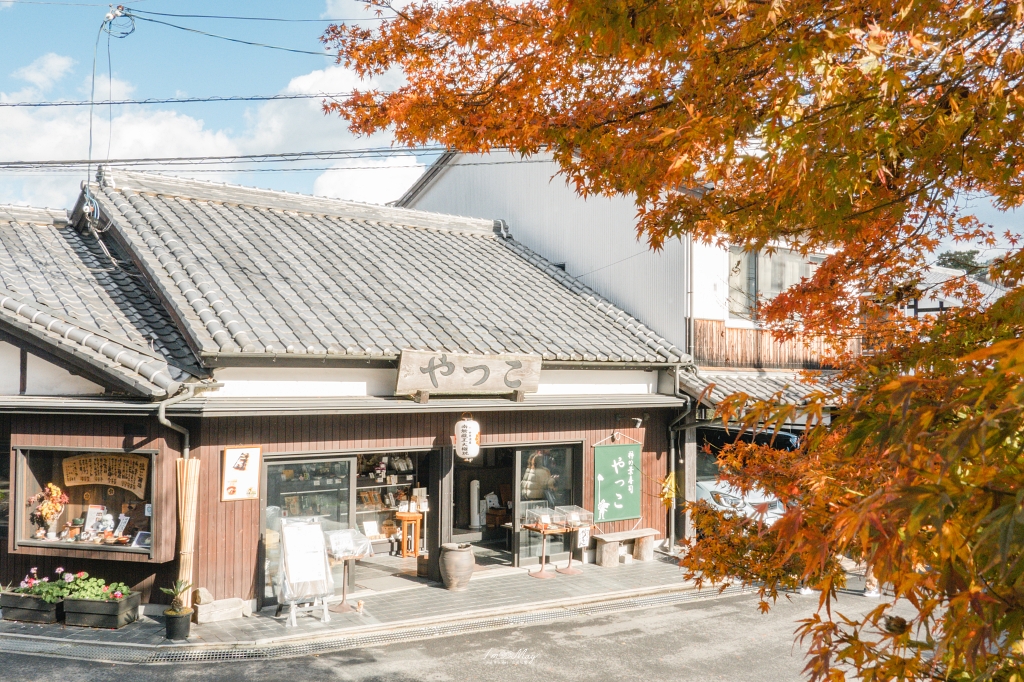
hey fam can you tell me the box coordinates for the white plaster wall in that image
[211,367,399,397]
[0,341,20,394]
[409,151,689,348]
[690,242,731,322]
[24,352,104,395]
[210,367,658,397]
[536,369,656,395]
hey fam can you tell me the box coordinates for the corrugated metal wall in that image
[409,151,690,349]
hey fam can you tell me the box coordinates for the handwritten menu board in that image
[62,453,149,499]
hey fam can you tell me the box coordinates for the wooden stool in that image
[395,512,422,558]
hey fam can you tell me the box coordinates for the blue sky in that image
[0,0,1018,257]
[0,0,432,207]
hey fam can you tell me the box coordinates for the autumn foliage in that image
[324,1,1024,679]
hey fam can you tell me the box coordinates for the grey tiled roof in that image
[0,204,201,397]
[86,169,686,364]
[678,367,838,406]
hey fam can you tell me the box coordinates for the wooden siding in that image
[2,408,677,603]
[692,318,858,369]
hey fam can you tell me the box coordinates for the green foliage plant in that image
[159,580,192,615]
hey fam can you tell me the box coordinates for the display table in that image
[395,511,423,558]
[327,554,369,613]
[521,523,569,579]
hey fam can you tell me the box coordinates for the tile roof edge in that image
[0,286,197,374]
[98,167,498,236]
[0,204,70,225]
[0,301,174,398]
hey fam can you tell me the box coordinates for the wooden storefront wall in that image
[0,414,179,603]
[2,407,676,603]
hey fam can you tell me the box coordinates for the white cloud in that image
[313,155,425,204]
[0,59,426,210]
[13,53,75,90]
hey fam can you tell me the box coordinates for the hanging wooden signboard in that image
[395,350,541,396]
[593,444,641,522]
[221,446,262,501]
[62,453,149,499]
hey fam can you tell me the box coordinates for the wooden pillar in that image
[682,416,698,541]
[426,446,454,582]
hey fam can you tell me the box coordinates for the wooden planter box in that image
[0,592,64,624]
[64,592,141,629]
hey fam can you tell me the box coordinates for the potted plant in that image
[0,567,70,623]
[29,483,68,539]
[159,580,193,640]
[62,572,140,629]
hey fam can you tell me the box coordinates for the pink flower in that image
[41,577,48,582]
[63,574,74,583]
[102,585,109,592]
[76,572,86,578]
[30,568,37,575]
[55,567,64,574]
[19,581,27,588]
[112,591,123,599]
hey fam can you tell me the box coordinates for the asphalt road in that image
[0,590,889,682]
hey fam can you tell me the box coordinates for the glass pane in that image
[728,247,756,320]
[757,249,823,302]
[518,447,574,560]
[264,460,351,602]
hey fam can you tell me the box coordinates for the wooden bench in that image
[594,529,660,567]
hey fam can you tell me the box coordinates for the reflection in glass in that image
[518,447,574,560]
[264,460,351,602]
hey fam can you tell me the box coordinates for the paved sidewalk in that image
[0,555,731,662]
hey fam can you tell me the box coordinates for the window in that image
[728,247,823,320]
[14,449,155,554]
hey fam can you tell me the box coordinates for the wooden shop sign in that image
[396,350,541,397]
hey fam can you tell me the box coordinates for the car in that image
[694,427,800,526]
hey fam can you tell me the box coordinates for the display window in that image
[13,448,155,555]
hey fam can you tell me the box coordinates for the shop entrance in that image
[452,444,583,568]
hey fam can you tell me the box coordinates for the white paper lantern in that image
[454,414,481,460]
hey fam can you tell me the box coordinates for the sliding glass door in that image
[513,446,579,567]
[261,457,356,605]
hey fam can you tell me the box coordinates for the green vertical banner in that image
[594,444,641,522]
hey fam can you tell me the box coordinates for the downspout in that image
[667,364,693,555]
[156,381,224,457]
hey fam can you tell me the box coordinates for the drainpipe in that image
[667,364,693,555]
[156,382,223,458]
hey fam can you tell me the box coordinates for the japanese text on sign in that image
[593,444,642,522]
[395,350,541,396]
[62,453,149,499]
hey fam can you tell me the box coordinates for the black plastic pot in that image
[164,609,193,640]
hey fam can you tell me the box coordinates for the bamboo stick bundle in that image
[176,458,201,609]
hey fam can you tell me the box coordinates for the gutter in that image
[667,364,694,555]
[156,382,223,459]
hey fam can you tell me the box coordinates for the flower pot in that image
[64,591,141,629]
[164,609,193,640]
[439,542,475,591]
[0,592,64,624]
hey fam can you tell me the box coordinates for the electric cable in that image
[126,8,387,22]
[0,93,391,108]
[0,159,558,174]
[122,10,335,57]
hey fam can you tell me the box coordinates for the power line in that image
[124,11,335,57]
[0,92,384,108]
[0,159,558,174]
[0,147,451,170]
[127,8,386,23]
